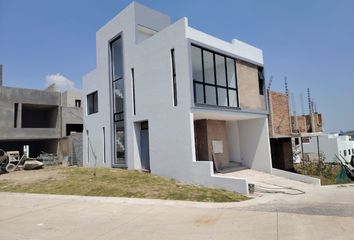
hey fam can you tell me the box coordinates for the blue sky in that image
[0,0,353,132]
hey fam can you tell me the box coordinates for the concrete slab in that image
[0,189,353,240]
[218,169,316,195]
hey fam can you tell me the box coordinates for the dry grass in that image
[0,167,248,202]
[294,162,352,185]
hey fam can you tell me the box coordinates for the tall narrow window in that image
[102,127,106,163]
[87,91,98,115]
[171,49,178,106]
[14,103,18,128]
[131,68,136,115]
[111,35,125,167]
[258,67,265,95]
[86,130,89,163]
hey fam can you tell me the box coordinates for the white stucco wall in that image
[238,118,272,173]
[82,2,274,194]
[303,134,354,163]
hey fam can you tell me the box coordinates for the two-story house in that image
[83,3,273,194]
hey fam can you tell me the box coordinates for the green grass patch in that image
[294,162,353,185]
[0,167,248,202]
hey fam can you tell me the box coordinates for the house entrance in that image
[140,121,150,171]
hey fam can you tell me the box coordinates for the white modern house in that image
[303,133,354,163]
[82,2,274,195]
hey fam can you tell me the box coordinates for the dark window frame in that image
[110,34,125,167]
[191,44,240,109]
[87,91,98,115]
[258,67,265,95]
[131,68,136,115]
[171,49,178,106]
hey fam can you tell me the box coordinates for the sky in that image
[0,0,353,132]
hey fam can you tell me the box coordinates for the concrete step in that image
[218,162,248,173]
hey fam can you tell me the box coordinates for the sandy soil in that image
[0,167,65,184]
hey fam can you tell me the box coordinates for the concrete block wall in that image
[237,60,266,111]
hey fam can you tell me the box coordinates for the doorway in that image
[140,121,150,171]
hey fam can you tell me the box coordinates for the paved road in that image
[0,184,353,240]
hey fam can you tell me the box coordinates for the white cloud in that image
[45,73,76,92]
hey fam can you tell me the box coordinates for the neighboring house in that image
[267,90,294,171]
[83,3,273,194]
[303,134,354,163]
[0,68,83,161]
[268,90,327,168]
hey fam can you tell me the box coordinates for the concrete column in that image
[16,103,22,128]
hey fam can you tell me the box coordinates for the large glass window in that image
[203,50,215,84]
[111,36,125,167]
[215,54,226,87]
[115,121,125,165]
[111,37,123,81]
[191,44,239,108]
[87,91,98,115]
[226,57,236,88]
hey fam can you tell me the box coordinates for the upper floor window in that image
[87,91,98,115]
[258,67,265,95]
[111,36,123,81]
[75,99,81,108]
[191,44,238,108]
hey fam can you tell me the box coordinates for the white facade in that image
[303,133,354,163]
[82,3,273,195]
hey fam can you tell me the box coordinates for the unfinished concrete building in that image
[268,89,324,169]
[0,68,83,163]
[268,90,294,171]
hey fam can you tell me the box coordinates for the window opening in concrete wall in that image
[75,99,81,108]
[66,124,83,136]
[14,103,18,128]
[21,104,58,128]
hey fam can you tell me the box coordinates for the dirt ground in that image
[0,167,65,184]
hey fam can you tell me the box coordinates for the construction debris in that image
[38,152,60,166]
[0,149,50,174]
[23,159,44,170]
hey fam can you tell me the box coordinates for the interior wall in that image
[226,120,241,163]
[206,120,229,169]
[238,117,272,173]
[194,119,230,169]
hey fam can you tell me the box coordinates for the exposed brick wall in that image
[291,113,323,133]
[268,91,291,137]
